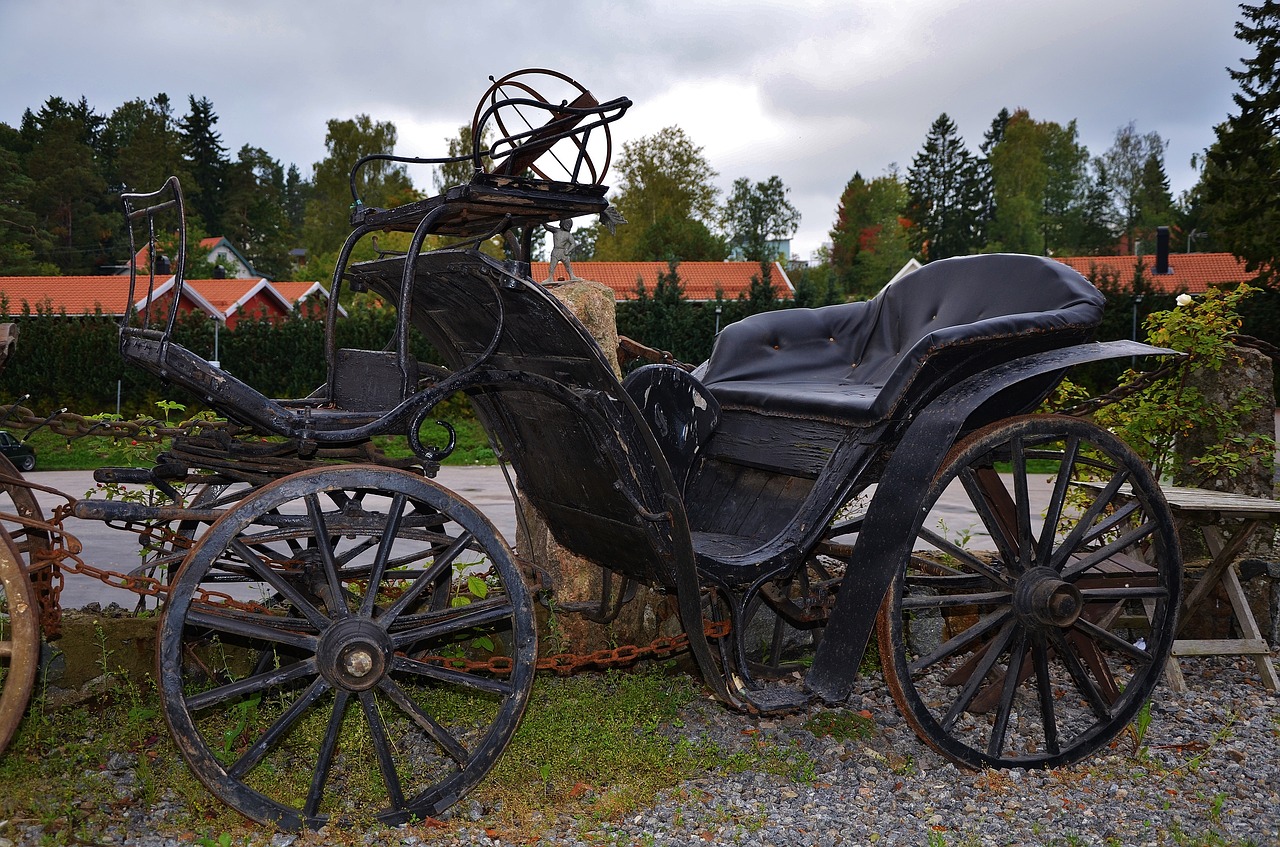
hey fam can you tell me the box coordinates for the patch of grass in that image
[476,665,710,824]
[803,708,877,742]
[0,671,247,842]
[4,656,833,843]
[992,459,1062,475]
[21,409,496,471]
[21,426,160,471]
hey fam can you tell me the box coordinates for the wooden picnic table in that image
[1157,485,1280,692]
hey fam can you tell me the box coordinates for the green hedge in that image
[0,303,443,418]
[4,265,1277,420]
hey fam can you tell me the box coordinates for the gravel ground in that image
[4,654,1277,847]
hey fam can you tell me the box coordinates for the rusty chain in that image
[0,466,731,676]
[0,402,244,444]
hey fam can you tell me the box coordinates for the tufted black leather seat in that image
[697,254,1103,424]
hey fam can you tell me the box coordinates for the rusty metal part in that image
[617,335,695,373]
[0,526,38,757]
[0,458,56,631]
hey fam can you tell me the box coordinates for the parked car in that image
[0,429,35,472]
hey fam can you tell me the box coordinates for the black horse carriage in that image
[73,70,1181,829]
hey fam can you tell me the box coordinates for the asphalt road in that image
[18,465,522,610]
[14,464,1062,612]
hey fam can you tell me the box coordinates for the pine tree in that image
[179,95,230,233]
[905,114,985,260]
[1201,0,1280,285]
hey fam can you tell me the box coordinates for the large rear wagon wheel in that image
[0,528,38,756]
[878,415,1180,768]
[158,466,537,829]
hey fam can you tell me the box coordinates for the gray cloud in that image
[0,0,1247,258]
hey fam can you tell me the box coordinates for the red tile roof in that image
[1054,253,1253,295]
[186,278,290,318]
[272,281,324,304]
[528,261,793,302]
[0,276,139,315]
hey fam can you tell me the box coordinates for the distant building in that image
[0,275,214,320]
[198,237,259,279]
[128,236,262,280]
[272,281,346,318]
[0,276,337,326]
[529,261,794,302]
[1054,253,1253,295]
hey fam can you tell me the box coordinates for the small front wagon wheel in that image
[878,415,1180,768]
[158,465,537,829]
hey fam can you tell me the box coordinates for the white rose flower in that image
[1176,294,1193,307]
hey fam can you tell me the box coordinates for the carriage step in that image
[93,464,187,501]
[73,498,225,525]
[736,681,814,714]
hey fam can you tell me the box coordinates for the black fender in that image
[806,339,1178,702]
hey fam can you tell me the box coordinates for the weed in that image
[1128,698,1154,760]
[1208,791,1227,823]
[803,709,876,742]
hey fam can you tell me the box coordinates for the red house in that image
[528,261,794,302]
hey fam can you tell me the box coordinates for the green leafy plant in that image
[1054,284,1276,486]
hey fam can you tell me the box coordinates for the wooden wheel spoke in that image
[1061,519,1158,581]
[915,525,1012,589]
[1010,436,1035,569]
[988,629,1029,758]
[390,598,513,650]
[1036,437,1080,566]
[1078,585,1168,602]
[186,658,317,711]
[382,531,475,624]
[228,538,330,629]
[359,690,405,810]
[941,619,1016,732]
[1071,617,1153,663]
[186,607,319,652]
[1031,634,1060,755]
[392,655,515,696]
[901,590,1011,610]
[362,493,407,617]
[909,608,1011,674]
[305,495,350,619]
[959,467,1019,567]
[303,690,351,819]
[379,678,470,765]
[228,676,329,780]
[1046,627,1112,720]
[1049,472,1133,571]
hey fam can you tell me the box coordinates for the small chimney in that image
[212,265,227,279]
[1155,226,1171,275]
[155,255,171,275]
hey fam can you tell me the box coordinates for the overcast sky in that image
[0,0,1249,261]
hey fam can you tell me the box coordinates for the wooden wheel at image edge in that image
[0,526,38,756]
[878,414,1180,768]
[158,465,537,829]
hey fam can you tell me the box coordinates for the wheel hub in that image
[1013,567,1083,628]
[318,618,393,691]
